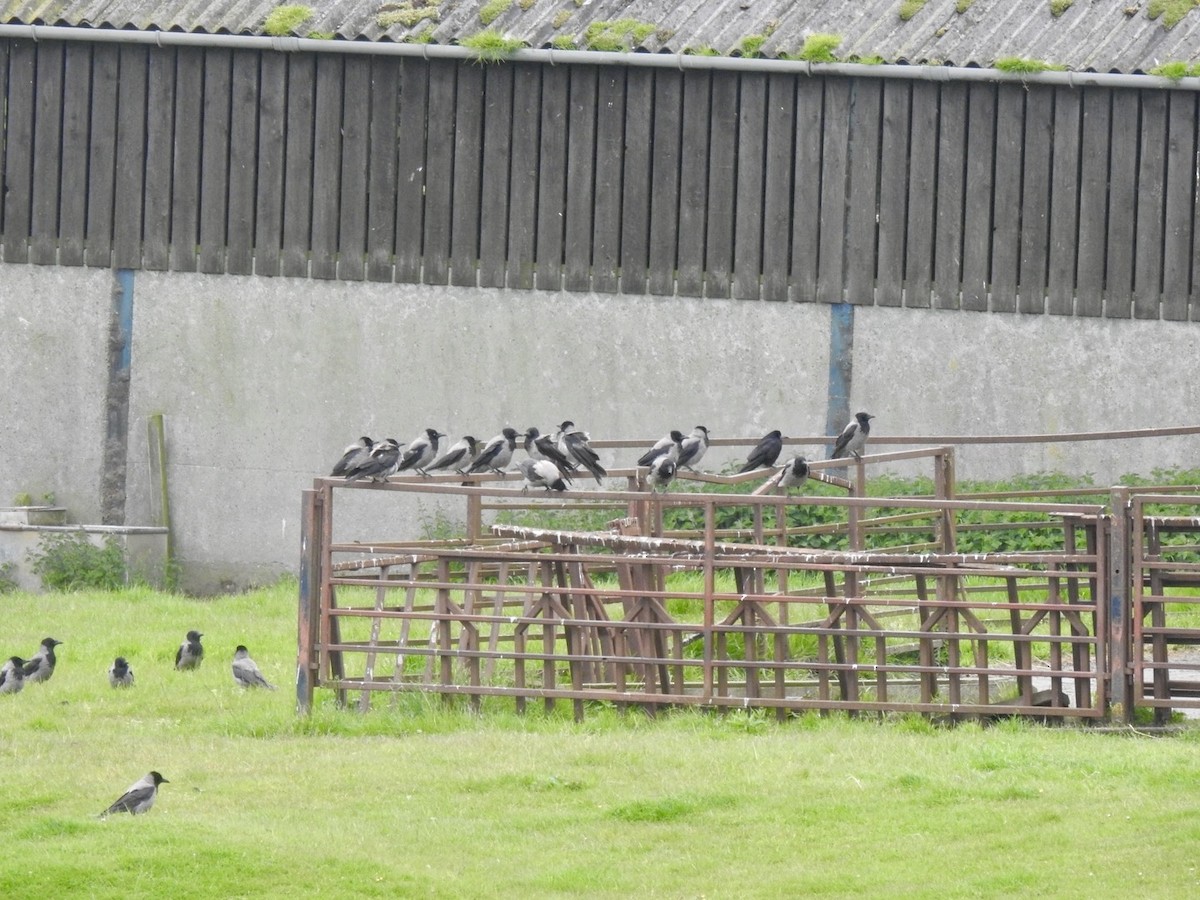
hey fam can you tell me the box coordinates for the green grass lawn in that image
[3,582,1200,898]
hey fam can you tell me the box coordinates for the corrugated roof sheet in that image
[2,0,1199,74]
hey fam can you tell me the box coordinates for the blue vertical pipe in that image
[115,268,135,373]
[825,303,854,448]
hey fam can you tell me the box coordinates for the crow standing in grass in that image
[101,771,168,817]
[175,630,204,671]
[231,645,276,690]
[330,436,374,477]
[109,656,135,688]
[22,637,63,684]
[830,411,875,460]
[0,657,26,695]
[738,430,784,473]
[554,421,607,484]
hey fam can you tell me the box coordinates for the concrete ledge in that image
[0,524,169,592]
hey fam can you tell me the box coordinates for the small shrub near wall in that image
[27,531,127,591]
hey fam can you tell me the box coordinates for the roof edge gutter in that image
[1,23,1197,91]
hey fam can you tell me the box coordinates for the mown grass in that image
[3,582,1200,897]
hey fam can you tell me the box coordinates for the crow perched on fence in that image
[738,430,784,473]
[831,412,875,460]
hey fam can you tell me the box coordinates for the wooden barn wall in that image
[0,38,1197,320]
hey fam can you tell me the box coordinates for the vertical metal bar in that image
[296,487,320,713]
[703,500,715,703]
[1108,487,1131,721]
[318,481,345,707]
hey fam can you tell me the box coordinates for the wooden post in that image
[1107,487,1131,722]
[296,487,321,713]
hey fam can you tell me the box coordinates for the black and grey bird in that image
[232,645,276,690]
[175,630,204,671]
[830,411,875,460]
[738,430,784,473]
[677,426,711,472]
[101,771,168,817]
[554,421,607,484]
[22,637,63,684]
[646,456,677,492]
[395,428,445,476]
[467,427,522,475]
[524,427,575,478]
[518,458,571,492]
[330,436,374,477]
[427,435,479,474]
[344,437,403,483]
[775,456,810,491]
[109,656,135,688]
[0,656,27,695]
[638,430,685,467]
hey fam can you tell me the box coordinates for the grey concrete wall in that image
[3,263,1198,592]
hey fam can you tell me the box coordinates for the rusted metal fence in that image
[293,442,1198,723]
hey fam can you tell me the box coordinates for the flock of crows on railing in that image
[330,412,875,494]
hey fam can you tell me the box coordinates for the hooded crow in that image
[738,430,784,473]
[518,458,571,492]
[554,421,607,484]
[101,771,168,817]
[524,427,575,478]
[0,657,26,695]
[175,630,204,671]
[330,436,374,477]
[109,656,135,688]
[344,438,403,483]
[22,637,63,683]
[396,428,445,476]
[647,456,677,492]
[831,412,874,460]
[468,428,522,475]
[677,426,711,472]
[232,645,276,690]
[638,430,685,468]
[775,456,810,491]
[427,436,479,474]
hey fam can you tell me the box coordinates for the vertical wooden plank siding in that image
[506,63,540,290]
[647,69,683,296]
[960,82,996,311]
[58,43,91,267]
[478,64,514,289]
[30,40,63,265]
[281,54,316,278]
[85,43,118,269]
[760,74,796,302]
[1134,92,1167,319]
[3,40,36,263]
[0,41,8,242]
[309,54,344,280]
[816,77,850,305]
[394,58,428,284]
[169,47,203,273]
[619,67,653,295]
[113,44,148,269]
[592,68,626,294]
[254,51,288,278]
[365,56,400,283]
[933,81,966,309]
[564,65,598,293]
[198,49,232,274]
[1018,86,1054,313]
[225,50,261,277]
[450,62,483,287]
[1104,90,1139,318]
[422,59,455,284]
[1047,88,1082,315]
[733,72,767,301]
[903,81,938,308]
[845,78,882,306]
[335,55,371,282]
[1161,91,1196,321]
[142,48,177,271]
[875,79,910,307]
[676,70,711,298]
[534,65,568,291]
[1075,89,1112,317]
[990,84,1024,313]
